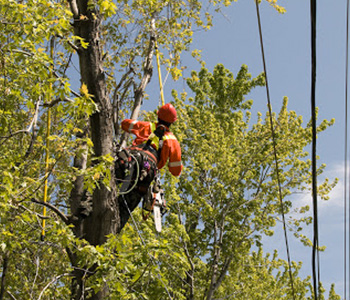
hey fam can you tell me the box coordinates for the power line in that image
[253,1,296,299]
[310,0,321,298]
[345,0,350,298]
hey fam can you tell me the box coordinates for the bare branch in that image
[115,68,135,93]
[31,198,70,225]
[42,97,74,108]
[12,49,33,56]
[67,39,80,52]
[18,205,49,220]
[119,16,157,148]
[113,78,134,137]
[30,256,40,299]
[67,0,79,19]
[38,273,72,300]
[0,99,40,147]
[6,291,17,300]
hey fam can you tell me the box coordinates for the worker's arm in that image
[158,135,182,176]
[121,119,147,133]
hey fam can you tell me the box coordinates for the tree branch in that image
[119,16,157,148]
[42,97,74,107]
[127,261,152,292]
[67,0,79,19]
[38,273,72,300]
[6,291,17,300]
[31,198,70,225]
[18,205,49,220]
[0,99,40,148]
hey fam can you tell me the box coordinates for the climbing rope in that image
[117,153,140,195]
[254,1,296,298]
[41,102,51,241]
[155,39,165,107]
[41,38,55,241]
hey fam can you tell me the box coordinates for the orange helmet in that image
[157,103,177,124]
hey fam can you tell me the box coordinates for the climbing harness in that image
[115,129,168,232]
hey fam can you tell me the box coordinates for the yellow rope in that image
[41,40,54,241]
[155,40,165,106]
[41,107,50,241]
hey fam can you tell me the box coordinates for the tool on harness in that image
[115,148,132,182]
[139,160,151,181]
[142,174,167,232]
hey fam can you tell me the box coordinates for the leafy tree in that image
[164,64,338,299]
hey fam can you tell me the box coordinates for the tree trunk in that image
[69,1,118,299]
[68,1,156,298]
[72,0,119,244]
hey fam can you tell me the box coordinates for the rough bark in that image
[68,1,118,299]
[69,128,88,238]
[71,0,118,244]
[67,1,155,299]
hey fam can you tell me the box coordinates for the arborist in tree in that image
[115,103,182,229]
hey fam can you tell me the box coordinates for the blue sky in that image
[144,0,348,297]
[199,0,348,297]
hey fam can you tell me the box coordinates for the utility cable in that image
[310,0,321,298]
[254,1,296,298]
[345,0,350,298]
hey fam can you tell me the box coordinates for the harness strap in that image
[129,145,158,164]
[145,123,167,158]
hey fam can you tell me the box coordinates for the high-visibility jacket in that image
[121,119,183,176]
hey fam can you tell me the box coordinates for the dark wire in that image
[310,0,320,299]
[121,195,174,300]
[346,0,350,299]
[254,1,296,299]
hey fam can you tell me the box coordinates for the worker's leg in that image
[118,189,143,229]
